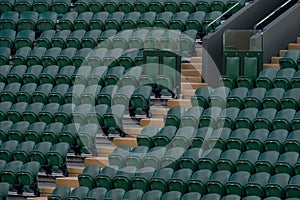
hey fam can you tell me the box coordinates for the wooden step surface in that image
[181,69,201,76]
[191,57,202,63]
[140,118,164,127]
[97,146,115,157]
[271,56,281,64]
[113,137,138,147]
[68,167,83,177]
[84,157,109,168]
[182,62,202,70]
[181,76,202,83]
[289,43,300,50]
[297,37,300,44]
[279,50,287,57]
[181,82,206,90]
[167,99,192,108]
[56,177,79,188]
[125,127,143,136]
[27,197,48,200]
[263,63,280,70]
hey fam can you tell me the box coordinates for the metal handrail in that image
[205,0,245,33]
[254,0,295,31]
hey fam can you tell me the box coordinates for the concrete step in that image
[263,63,280,70]
[289,43,300,50]
[167,99,192,108]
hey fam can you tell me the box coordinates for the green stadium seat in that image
[58,12,78,30]
[179,29,197,56]
[76,123,99,154]
[85,187,107,200]
[265,173,290,198]
[102,104,126,136]
[0,182,9,200]
[255,151,280,174]
[89,11,109,30]
[285,130,300,152]
[190,127,213,149]
[66,30,86,49]
[209,86,230,108]
[136,12,156,28]
[164,0,180,13]
[160,29,181,51]
[178,147,202,171]
[206,170,231,195]
[172,126,195,149]
[41,122,63,143]
[112,30,133,49]
[291,69,300,88]
[14,30,35,49]
[42,47,62,67]
[0,11,19,30]
[211,0,230,12]
[18,11,38,30]
[153,126,177,147]
[245,172,271,197]
[0,139,19,162]
[244,88,266,109]
[103,0,119,13]
[169,11,189,31]
[0,102,12,121]
[8,121,30,142]
[142,190,163,200]
[51,0,71,14]
[29,141,51,168]
[23,64,43,84]
[7,65,27,84]
[71,104,93,125]
[120,12,140,30]
[0,82,21,103]
[225,171,251,196]
[38,103,60,124]
[109,145,130,167]
[13,47,31,66]
[279,50,300,69]
[1,160,23,187]
[37,30,55,48]
[48,84,69,104]
[105,188,125,200]
[104,66,126,85]
[113,166,137,191]
[281,88,300,110]
[86,104,109,125]
[202,11,223,33]
[48,186,71,200]
[180,106,203,128]
[262,88,285,110]
[226,87,248,109]
[153,11,173,28]
[143,146,167,169]
[56,47,77,67]
[73,48,93,67]
[63,84,85,105]
[125,146,149,168]
[164,106,185,128]
[285,175,300,198]
[265,129,288,153]
[235,108,258,130]
[161,191,182,200]
[216,107,240,129]
[51,30,71,48]
[71,65,92,85]
[168,168,192,193]
[27,47,46,66]
[58,123,80,149]
[123,189,144,200]
[191,86,213,108]
[7,102,28,123]
[181,192,201,200]
[160,147,185,170]
[235,150,260,173]
[207,128,231,151]
[45,142,70,176]
[275,152,299,175]
[39,66,59,85]
[95,165,119,189]
[255,68,278,90]
[199,107,222,129]
[150,167,174,193]
[136,126,159,148]
[103,48,124,67]
[118,66,142,86]
[195,0,213,13]
[129,85,152,117]
[273,68,295,90]
[74,0,90,13]
[88,0,104,13]
[22,102,44,123]
[245,129,269,152]
[24,121,46,143]
[13,141,35,163]
[133,0,150,13]
[80,84,102,105]
[85,48,108,66]
[66,186,89,200]
[131,167,155,192]
[0,65,12,83]
[97,85,118,106]
[148,0,165,13]
[241,196,261,200]
[55,65,76,85]
[112,85,135,106]
[198,148,222,172]
[36,11,58,32]
[253,108,277,130]
[0,47,11,66]
[179,0,197,13]
[105,11,125,30]
[15,83,37,104]
[272,108,295,131]
[187,169,212,193]
[216,149,240,172]
[82,30,102,48]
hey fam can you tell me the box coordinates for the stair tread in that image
[113,137,138,147]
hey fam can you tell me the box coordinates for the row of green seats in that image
[0,160,40,196]
[35,29,197,53]
[0,140,69,176]
[74,162,300,198]
[279,50,300,70]
[0,0,72,14]
[73,0,246,14]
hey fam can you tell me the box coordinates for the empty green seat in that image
[86,104,109,125]
[0,11,19,30]
[273,68,295,90]
[105,188,125,200]
[168,168,193,193]
[136,12,156,28]
[42,47,62,67]
[23,102,44,123]
[180,106,204,128]
[143,147,167,169]
[245,172,271,197]
[181,192,201,200]
[256,68,278,90]
[66,30,86,49]
[24,121,46,143]
[51,0,71,14]
[7,102,28,123]
[179,29,198,56]
[255,151,280,174]
[216,149,240,172]
[152,126,177,147]
[172,126,195,149]
[36,11,58,32]
[150,168,174,193]
[285,130,300,152]
[0,102,12,121]
[89,11,109,30]
[66,186,89,200]
[85,48,108,66]
[191,86,213,108]
[164,0,180,13]
[13,47,31,66]
[178,147,202,171]
[124,146,149,168]
[45,142,70,176]
[148,0,165,13]
[199,107,222,129]
[41,122,64,143]
[187,168,212,193]
[275,152,299,175]
[209,86,230,108]
[27,47,47,66]
[13,141,35,163]
[286,175,300,198]
[253,108,277,130]
[85,187,107,200]
[1,160,23,187]
[131,167,155,192]
[73,48,93,67]
[246,129,269,152]
[244,88,266,109]
[225,169,251,195]
[266,129,287,152]
[29,141,51,168]
[63,84,85,105]
[262,88,285,110]
[104,66,125,85]
[195,0,213,12]
[0,65,12,83]
[235,150,260,173]
[169,11,189,31]
[129,85,152,118]
[227,128,251,151]
[123,189,144,200]
[136,126,159,148]
[281,88,300,110]
[120,12,140,30]
[58,12,78,30]
[206,170,231,195]
[113,166,137,191]
[17,11,38,30]
[112,85,135,106]
[14,30,35,49]
[80,84,102,105]
[95,165,119,189]
[207,128,231,151]
[0,182,9,200]
[88,0,104,13]
[265,173,290,198]
[0,140,19,162]
[76,123,99,154]
[82,30,102,48]
[32,0,52,13]
[0,82,21,103]
[133,0,150,13]
[0,47,11,66]
[32,83,54,104]
[16,83,37,103]
[23,64,43,84]
[96,85,118,106]
[227,87,248,109]
[48,84,69,104]
[160,147,185,170]
[202,11,223,34]
[7,65,27,84]
[105,11,124,30]
[272,109,295,131]
[51,30,71,48]
[164,106,185,128]
[48,186,71,200]
[71,65,92,85]
[118,66,142,86]
[279,50,300,69]
[71,104,93,125]
[74,0,90,13]
[112,30,133,49]
[58,123,80,150]
[216,107,240,129]
[56,47,77,67]
[153,11,173,28]
[55,65,76,85]
[102,104,126,136]
[235,108,258,130]
[161,191,182,200]
[198,148,222,171]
